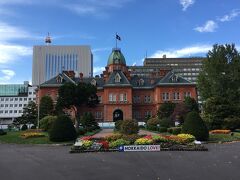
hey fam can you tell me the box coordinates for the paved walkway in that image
[92,129,159,138]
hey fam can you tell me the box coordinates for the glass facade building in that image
[32,46,93,86]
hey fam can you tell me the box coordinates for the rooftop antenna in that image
[45,32,52,45]
[145,50,148,59]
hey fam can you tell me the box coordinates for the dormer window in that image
[114,58,120,64]
[91,79,97,86]
[171,75,179,82]
[115,73,121,83]
[139,79,144,85]
[56,75,63,83]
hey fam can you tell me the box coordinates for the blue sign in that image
[119,145,160,152]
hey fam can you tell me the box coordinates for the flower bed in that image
[70,133,207,153]
[20,132,45,139]
[209,130,231,134]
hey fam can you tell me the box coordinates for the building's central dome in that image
[107,48,126,65]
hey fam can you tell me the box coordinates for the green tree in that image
[197,44,240,128]
[39,115,57,131]
[13,101,38,126]
[49,115,77,142]
[56,82,99,131]
[157,102,176,119]
[184,97,199,112]
[80,112,99,131]
[203,96,233,129]
[40,96,54,119]
[182,111,209,141]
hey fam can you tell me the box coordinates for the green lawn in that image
[208,132,240,143]
[0,129,101,144]
[0,131,74,144]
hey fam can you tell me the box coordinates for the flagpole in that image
[115,32,117,49]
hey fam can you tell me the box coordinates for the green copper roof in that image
[107,48,126,65]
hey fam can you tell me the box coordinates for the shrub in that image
[0,129,7,136]
[82,140,93,149]
[159,127,167,133]
[182,111,209,141]
[21,124,28,131]
[109,139,130,148]
[134,138,153,145]
[177,134,195,143]
[21,132,45,139]
[115,120,123,131]
[209,130,231,134]
[223,116,240,131]
[152,135,168,143]
[40,116,57,131]
[105,134,123,142]
[167,127,182,135]
[99,140,109,150]
[122,134,141,144]
[80,112,99,131]
[49,115,77,142]
[159,117,173,128]
[147,118,160,131]
[120,119,139,135]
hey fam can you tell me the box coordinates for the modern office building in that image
[37,48,197,122]
[0,81,36,126]
[129,55,205,83]
[32,45,93,85]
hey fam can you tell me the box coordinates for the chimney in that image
[63,71,75,79]
[163,54,166,58]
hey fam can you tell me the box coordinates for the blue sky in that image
[0,0,240,84]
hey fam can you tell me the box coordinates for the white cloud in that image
[0,22,32,42]
[150,45,211,58]
[0,44,31,64]
[180,0,195,11]
[93,66,105,75]
[0,69,16,83]
[194,20,218,33]
[0,22,33,65]
[64,0,134,16]
[219,9,240,22]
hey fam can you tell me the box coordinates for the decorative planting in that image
[70,133,207,153]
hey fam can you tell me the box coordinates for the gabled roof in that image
[130,75,160,89]
[40,70,194,89]
[157,71,193,85]
[40,73,75,87]
[104,70,131,87]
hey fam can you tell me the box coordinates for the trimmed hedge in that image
[120,119,139,135]
[182,111,209,141]
[147,118,160,131]
[49,115,77,142]
[159,117,173,128]
[40,116,57,131]
[167,127,182,135]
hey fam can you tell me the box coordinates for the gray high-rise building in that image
[32,45,93,85]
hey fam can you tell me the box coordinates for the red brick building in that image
[38,48,197,122]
